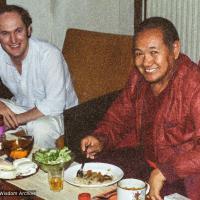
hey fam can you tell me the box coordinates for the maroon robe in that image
[93,54,200,199]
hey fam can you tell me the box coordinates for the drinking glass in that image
[48,167,64,192]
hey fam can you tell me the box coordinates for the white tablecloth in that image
[7,163,116,200]
[6,146,116,200]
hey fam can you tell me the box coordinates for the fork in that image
[76,145,89,177]
[76,160,85,177]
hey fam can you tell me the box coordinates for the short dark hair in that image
[134,17,179,50]
[0,5,32,28]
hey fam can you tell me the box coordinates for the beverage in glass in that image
[48,167,64,192]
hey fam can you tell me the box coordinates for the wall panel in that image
[146,0,200,63]
[7,0,134,50]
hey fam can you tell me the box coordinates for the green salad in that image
[33,147,72,165]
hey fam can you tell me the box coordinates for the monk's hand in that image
[148,168,166,200]
[81,135,103,159]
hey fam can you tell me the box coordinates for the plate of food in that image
[0,157,38,180]
[64,162,124,187]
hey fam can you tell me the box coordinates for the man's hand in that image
[0,101,18,129]
[148,168,166,200]
[81,135,103,159]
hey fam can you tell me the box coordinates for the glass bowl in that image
[3,136,34,160]
[32,148,74,173]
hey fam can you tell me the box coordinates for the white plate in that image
[0,158,38,180]
[0,165,38,180]
[64,162,124,187]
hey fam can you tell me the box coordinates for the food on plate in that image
[0,158,13,170]
[0,158,38,179]
[33,147,72,165]
[0,158,17,179]
[75,169,113,185]
[0,168,17,179]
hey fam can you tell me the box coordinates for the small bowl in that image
[3,136,34,159]
[32,148,74,173]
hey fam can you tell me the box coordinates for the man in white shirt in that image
[0,5,78,148]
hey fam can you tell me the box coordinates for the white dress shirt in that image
[0,37,78,116]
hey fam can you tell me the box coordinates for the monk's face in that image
[134,28,179,88]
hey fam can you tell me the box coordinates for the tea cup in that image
[117,178,150,200]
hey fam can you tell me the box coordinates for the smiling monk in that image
[81,17,200,200]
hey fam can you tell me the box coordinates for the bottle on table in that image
[0,114,5,151]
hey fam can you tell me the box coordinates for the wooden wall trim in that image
[0,0,6,7]
[134,0,147,33]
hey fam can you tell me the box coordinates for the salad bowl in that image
[32,147,74,172]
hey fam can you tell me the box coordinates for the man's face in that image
[0,11,31,62]
[134,28,179,85]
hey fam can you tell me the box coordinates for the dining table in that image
[4,163,117,200]
[0,144,154,200]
